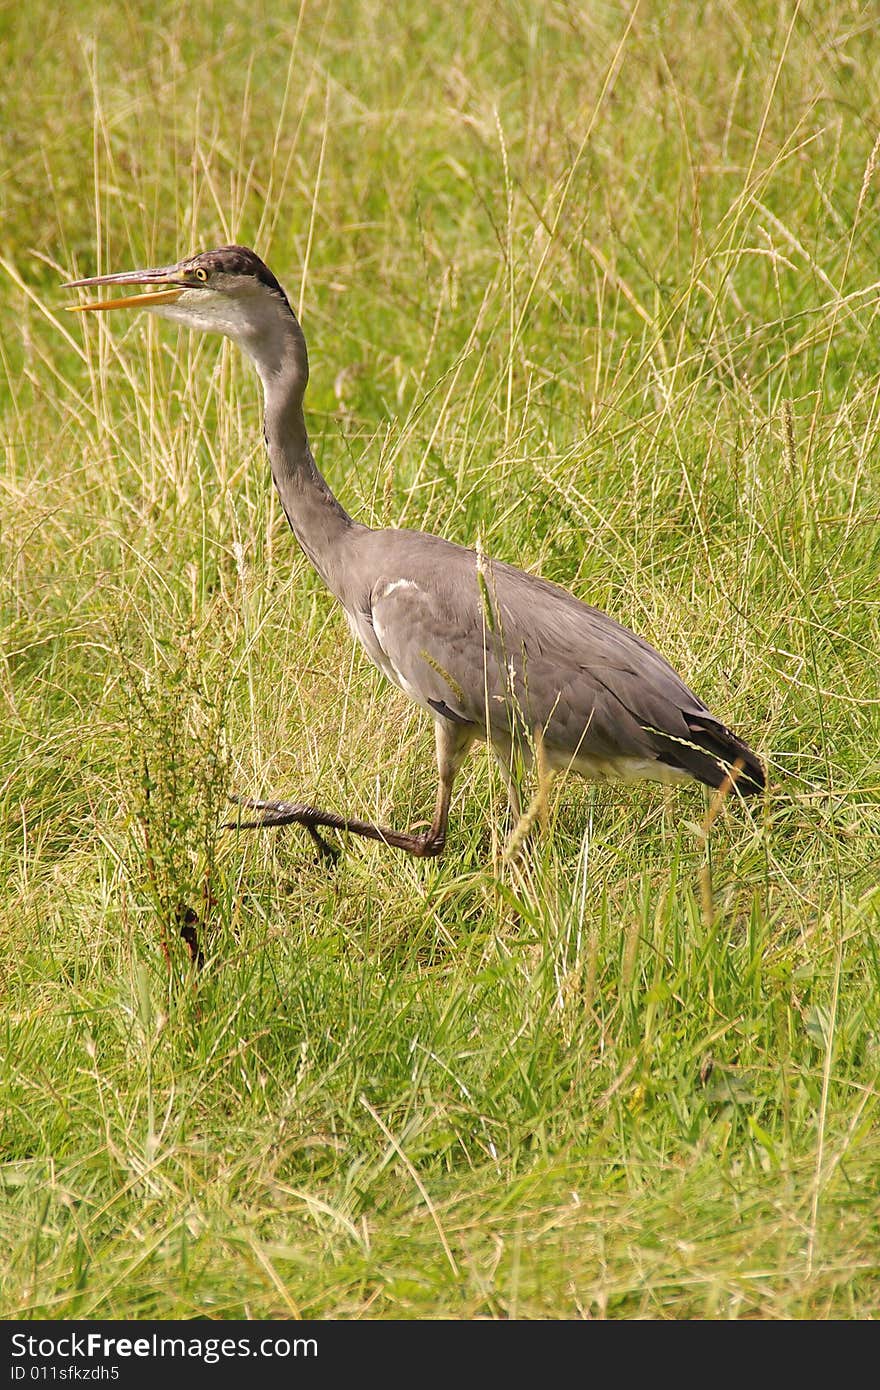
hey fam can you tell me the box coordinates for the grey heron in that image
[65,245,765,859]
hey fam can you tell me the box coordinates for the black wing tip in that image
[725,757,765,797]
[649,717,765,797]
[685,717,766,797]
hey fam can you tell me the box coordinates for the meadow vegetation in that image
[2,0,880,1317]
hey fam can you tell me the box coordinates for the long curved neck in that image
[247,308,361,605]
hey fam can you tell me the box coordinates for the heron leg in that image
[418,719,474,855]
[494,727,554,860]
[491,740,523,822]
[225,721,474,859]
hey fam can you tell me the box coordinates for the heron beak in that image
[63,265,186,313]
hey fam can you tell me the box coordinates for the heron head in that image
[65,245,296,348]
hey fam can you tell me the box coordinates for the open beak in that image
[63,264,186,313]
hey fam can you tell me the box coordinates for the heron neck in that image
[253,317,359,605]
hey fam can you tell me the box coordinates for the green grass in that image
[2,0,880,1319]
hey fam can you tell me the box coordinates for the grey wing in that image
[361,540,763,792]
[361,550,664,760]
[361,573,492,725]
[489,559,763,788]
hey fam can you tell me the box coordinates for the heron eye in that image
[195,268,208,282]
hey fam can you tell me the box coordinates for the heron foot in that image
[304,823,341,864]
[223,795,341,864]
[223,795,446,859]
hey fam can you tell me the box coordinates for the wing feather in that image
[351,529,763,793]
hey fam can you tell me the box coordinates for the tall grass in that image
[2,0,879,1317]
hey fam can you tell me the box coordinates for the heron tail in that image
[655,715,765,796]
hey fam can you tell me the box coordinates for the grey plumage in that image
[65,244,764,859]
